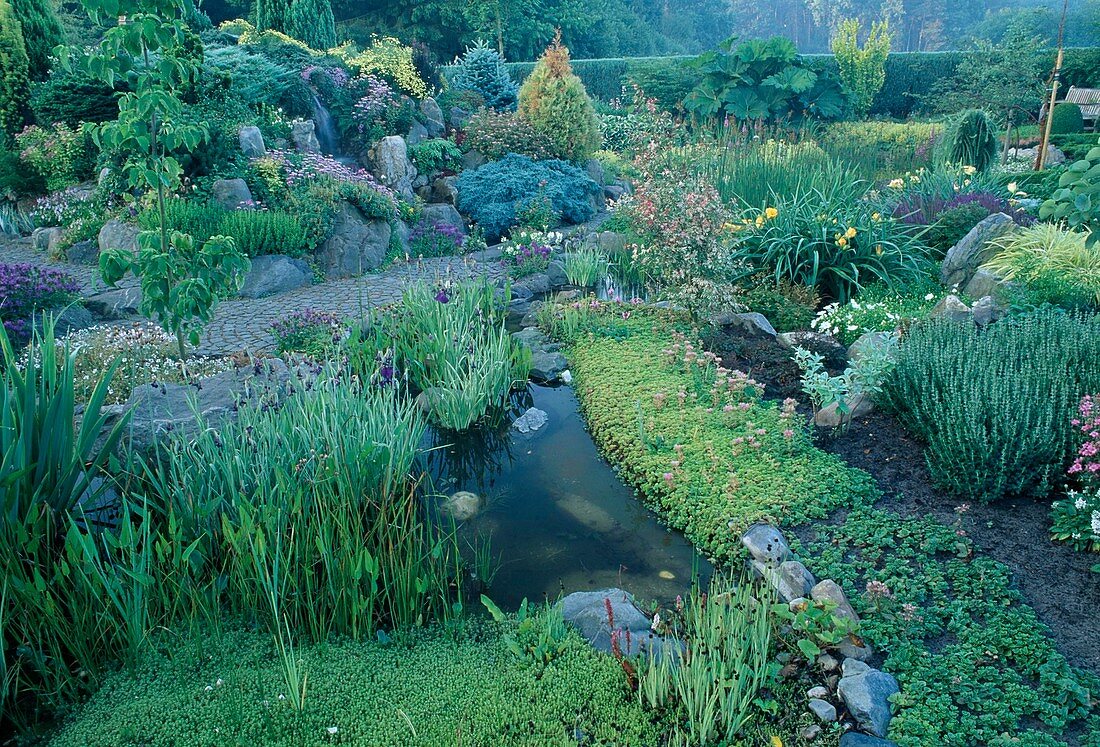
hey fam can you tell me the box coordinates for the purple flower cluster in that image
[408,220,466,257]
[31,187,93,226]
[352,76,398,133]
[260,149,395,201]
[0,263,81,343]
[893,191,1034,227]
[270,308,344,340]
[301,65,349,88]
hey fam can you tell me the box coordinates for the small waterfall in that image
[309,94,340,157]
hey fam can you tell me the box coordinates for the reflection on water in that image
[421,385,709,609]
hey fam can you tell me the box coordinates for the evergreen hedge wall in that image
[444,47,1100,119]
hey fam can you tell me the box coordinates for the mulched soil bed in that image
[707,328,1100,678]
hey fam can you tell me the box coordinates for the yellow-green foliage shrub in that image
[345,36,427,98]
[517,33,601,163]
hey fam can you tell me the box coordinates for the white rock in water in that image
[560,369,573,384]
[512,407,548,434]
[441,490,481,521]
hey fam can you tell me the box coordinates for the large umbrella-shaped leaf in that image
[722,87,770,119]
[799,78,848,119]
[763,66,817,94]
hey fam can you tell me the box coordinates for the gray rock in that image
[65,240,98,265]
[530,350,568,383]
[511,283,534,300]
[84,286,142,318]
[817,653,840,672]
[814,393,875,429]
[711,311,777,338]
[420,97,445,137]
[393,218,410,256]
[842,659,871,678]
[413,173,430,190]
[407,121,429,147]
[1007,144,1065,165]
[964,267,1015,301]
[42,304,95,338]
[512,326,554,351]
[316,202,392,278]
[212,178,254,211]
[433,176,458,205]
[112,360,291,455]
[755,559,815,602]
[940,213,1017,288]
[741,524,792,567]
[238,125,266,157]
[239,255,312,298]
[807,685,830,699]
[839,667,899,738]
[547,259,569,288]
[420,203,465,233]
[440,490,480,521]
[971,295,1004,326]
[461,150,487,171]
[837,636,875,661]
[97,167,111,185]
[374,135,416,199]
[32,226,62,253]
[559,588,677,658]
[604,185,626,201]
[839,734,898,747]
[515,273,551,296]
[811,579,860,624]
[449,106,471,129]
[512,407,548,434]
[779,331,849,367]
[98,219,140,256]
[847,331,898,364]
[929,294,972,323]
[291,120,321,153]
[808,698,837,722]
[801,724,823,741]
[585,158,606,186]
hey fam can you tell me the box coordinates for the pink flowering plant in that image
[1051,394,1100,564]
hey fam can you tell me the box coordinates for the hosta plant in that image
[1040,138,1100,246]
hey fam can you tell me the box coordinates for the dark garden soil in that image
[707,329,1100,678]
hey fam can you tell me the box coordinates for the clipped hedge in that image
[445,48,1100,119]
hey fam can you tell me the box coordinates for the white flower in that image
[1092,511,1100,536]
[924,293,935,301]
[1076,496,1088,510]
[847,325,858,331]
[205,685,213,692]
[327,727,339,735]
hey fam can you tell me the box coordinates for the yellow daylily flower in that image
[888,178,904,189]
[872,212,881,221]
[963,165,977,175]
[764,206,779,220]
[875,244,883,256]
[755,215,765,228]
[1007,182,1018,193]
[845,227,857,239]
[837,237,848,248]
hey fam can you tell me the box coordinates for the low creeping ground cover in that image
[548,303,1100,747]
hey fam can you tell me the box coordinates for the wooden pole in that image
[1036,0,1069,170]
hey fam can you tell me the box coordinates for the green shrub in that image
[738,277,820,332]
[831,18,891,118]
[817,120,941,178]
[200,44,298,109]
[28,67,119,126]
[450,40,518,111]
[463,108,556,161]
[1050,102,1085,135]
[0,0,30,138]
[684,37,847,123]
[141,199,310,257]
[810,279,948,345]
[517,34,601,163]
[1051,132,1100,161]
[885,309,1100,502]
[942,109,999,172]
[625,57,695,110]
[455,154,599,240]
[9,0,60,81]
[286,0,334,51]
[408,137,462,174]
[14,122,92,191]
[923,202,991,255]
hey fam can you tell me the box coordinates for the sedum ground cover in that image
[560,307,1100,747]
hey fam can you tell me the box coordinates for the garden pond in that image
[422,382,709,608]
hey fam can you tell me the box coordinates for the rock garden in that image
[1,0,1100,745]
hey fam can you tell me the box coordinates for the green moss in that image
[51,621,663,746]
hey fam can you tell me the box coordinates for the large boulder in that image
[559,588,678,657]
[741,523,792,567]
[839,665,900,738]
[964,267,1016,301]
[420,203,466,233]
[374,135,416,200]
[238,255,312,298]
[432,176,458,205]
[420,97,445,137]
[585,158,606,186]
[291,120,321,153]
[711,311,777,338]
[84,286,142,318]
[316,202,392,278]
[32,226,62,253]
[940,213,1017,288]
[239,125,266,157]
[65,240,98,265]
[929,294,973,323]
[407,121,428,147]
[98,219,140,256]
[107,359,292,455]
[212,178,254,211]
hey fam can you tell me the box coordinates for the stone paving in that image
[1,235,506,355]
